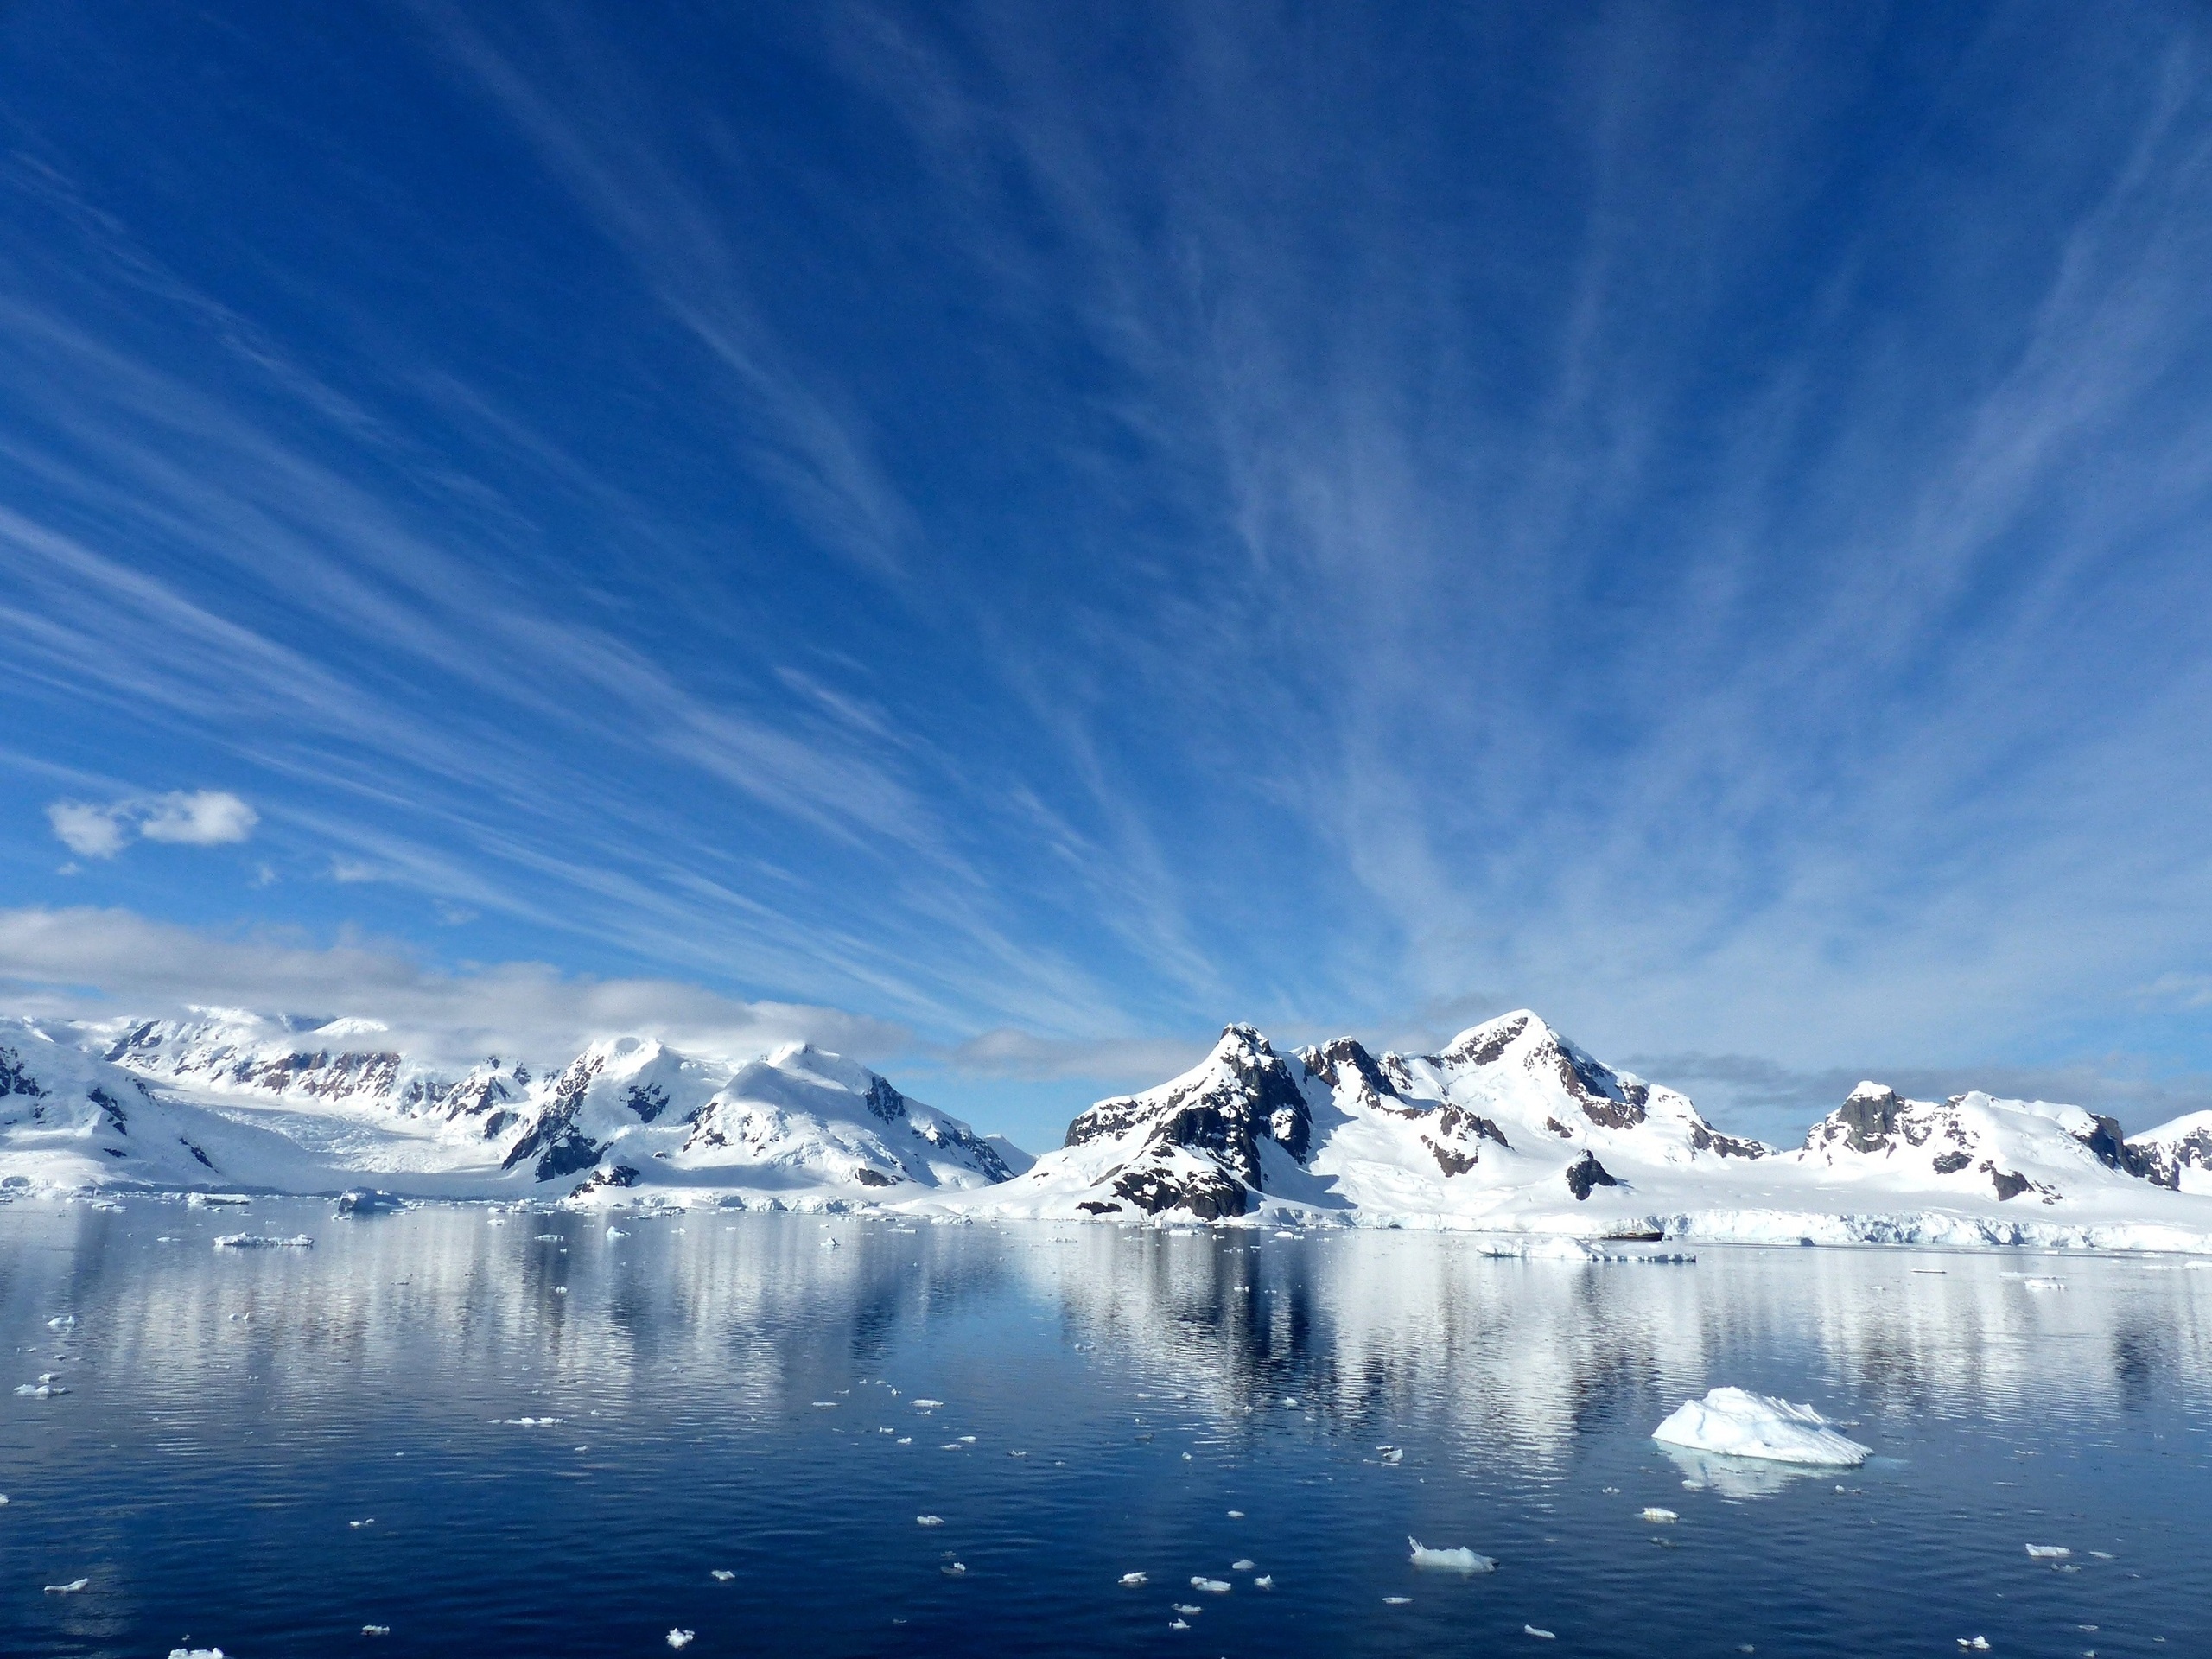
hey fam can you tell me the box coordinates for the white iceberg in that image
[1651,1387,1870,1465]
[46,1577,90,1594]
[666,1630,695,1649]
[1190,1576,1231,1593]
[1408,1537,1496,1572]
[2025,1543,2070,1559]
[1119,1571,1147,1587]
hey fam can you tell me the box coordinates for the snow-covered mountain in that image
[0,1010,1011,1205]
[9,1003,2211,1250]
[925,1011,2212,1250]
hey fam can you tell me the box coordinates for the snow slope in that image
[920,1011,2212,1249]
[1,1011,1011,1205]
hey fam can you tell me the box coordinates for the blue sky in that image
[3,2,2211,1148]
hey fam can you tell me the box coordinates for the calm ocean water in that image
[2,1199,2207,1657]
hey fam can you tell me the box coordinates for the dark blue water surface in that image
[2,1199,2208,1657]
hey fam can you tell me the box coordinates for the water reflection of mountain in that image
[7,1205,2210,1474]
[1002,1229,2212,1463]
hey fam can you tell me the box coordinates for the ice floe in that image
[711,1569,734,1581]
[1525,1627,1557,1640]
[363,1625,390,1637]
[1408,1537,1496,1571]
[45,1576,89,1593]
[666,1629,695,1648]
[1119,1571,1147,1586]
[213,1233,315,1249]
[1651,1387,1870,1465]
[2026,1543,2071,1559]
[917,1514,944,1526]
[1190,1576,1231,1593]
[1254,1574,1274,1589]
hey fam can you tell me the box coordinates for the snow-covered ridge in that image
[920,1010,2212,1249]
[1,1010,1008,1205]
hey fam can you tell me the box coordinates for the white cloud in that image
[137,789,258,846]
[46,800,130,859]
[0,905,904,1071]
[44,790,257,859]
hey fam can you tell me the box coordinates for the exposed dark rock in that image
[1076,1199,1122,1214]
[1830,1084,1906,1154]
[1564,1151,1620,1201]
[532,1128,604,1182]
[2072,1114,2171,1185]
[181,1138,213,1169]
[1427,1138,1479,1176]
[570,1163,639,1195]
[1986,1164,2032,1202]
[0,1046,48,1099]
[625,1082,671,1123]
[1111,1161,1249,1219]
[1931,1150,1973,1174]
[1603,1220,1666,1242]
[1439,1014,1528,1069]
[853,1166,896,1187]
[864,1076,907,1124]
[1544,1117,1574,1139]
[89,1086,129,1135]
[1688,1123,1767,1160]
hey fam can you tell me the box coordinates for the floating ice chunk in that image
[912,1398,944,1408]
[1226,1510,1244,1518]
[1168,1618,1189,1630]
[47,1314,74,1328]
[605,1228,628,1239]
[1173,1603,1202,1614]
[1957,1639,1989,1651]
[363,1625,391,1636]
[1190,1577,1231,1593]
[1119,1571,1147,1587]
[168,1649,224,1658]
[1638,1508,1678,1524]
[666,1630,695,1649]
[917,1515,944,1527]
[896,1436,912,1445]
[1526,1628,1557,1640]
[1652,1389,1870,1465]
[1382,1595,1412,1604]
[812,1401,838,1408]
[1254,1574,1274,1589]
[1381,1447,1404,1465]
[941,1561,966,1576]
[534,1234,563,1241]
[349,1518,374,1528]
[46,1577,89,1593]
[213,1233,315,1249]
[499,1416,563,1427]
[1231,1559,1255,1571]
[1408,1537,1496,1572]
[2026,1544,2071,1559]
[2023,1278,2064,1292]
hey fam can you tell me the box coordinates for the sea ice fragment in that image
[1651,1388,1870,1465]
[666,1630,694,1649]
[1408,1537,1496,1571]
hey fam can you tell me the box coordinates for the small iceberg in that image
[168,1649,225,1659]
[1231,1558,1255,1571]
[711,1569,734,1581]
[334,1189,403,1217]
[363,1626,391,1637]
[1408,1537,1496,1572]
[1254,1575,1274,1589]
[917,1515,944,1527]
[1119,1571,1148,1587]
[1638,1508,1678,1524]
[1190,1576,1231,1593]
[1525,1628,1556,1641]
[2025,1544,2070,1559]
[45,1577,90,1594]
[1652,1388,1870,1465]
[666,1630,695,1649]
